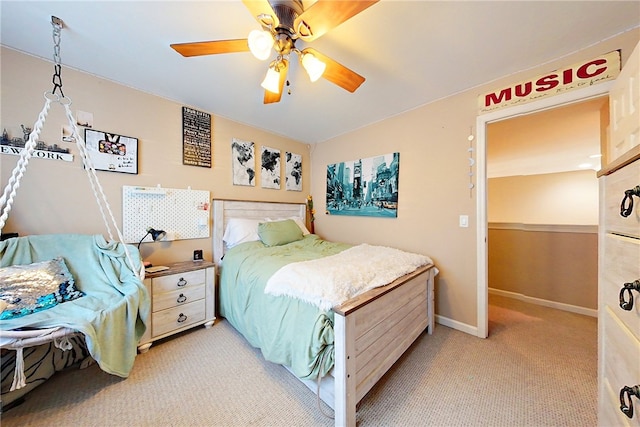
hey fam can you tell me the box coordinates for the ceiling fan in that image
[170,0,378,104]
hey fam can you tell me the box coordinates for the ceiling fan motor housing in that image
[269,0,304,55]
[270,0,303,32]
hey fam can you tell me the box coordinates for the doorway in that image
[485,98,603,327]
[475,82,614,338]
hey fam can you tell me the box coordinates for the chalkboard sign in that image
[182,106,212,168]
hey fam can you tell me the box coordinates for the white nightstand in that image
[138,260,215,352]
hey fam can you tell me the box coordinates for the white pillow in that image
[223,218,262,248]
[289,216,311,235]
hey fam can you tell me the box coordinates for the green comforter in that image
[0,234,149,378]
[219,234,351,380]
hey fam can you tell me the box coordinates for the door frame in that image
[475,81,614,338]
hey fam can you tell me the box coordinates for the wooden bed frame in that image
[212,199,436,427]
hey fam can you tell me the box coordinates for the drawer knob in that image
[620,280,640,311]
[177,293,187,304]
[620,385,640,419]
[620,185,640,218]
[177,278,187,287]
[177,313,188,323]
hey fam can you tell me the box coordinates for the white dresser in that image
[138,260,215,352]
[598,40,640,426]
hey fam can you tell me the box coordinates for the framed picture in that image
[84,129,138,174]
[231,138,255,186]
[326,152,400,218]
[261,146,281,189]
[285,151,302,191]
[182,106,211,168]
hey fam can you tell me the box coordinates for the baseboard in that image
[435,315,479,336]
[489,288,597,317]
[435,290,597,338]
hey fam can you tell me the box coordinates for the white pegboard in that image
[122,185,210,244]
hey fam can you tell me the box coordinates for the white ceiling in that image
[2,1,639,146]
[487,97,606,178]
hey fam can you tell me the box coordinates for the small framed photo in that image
[84,129,138,174]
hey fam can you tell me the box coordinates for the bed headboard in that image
[212,199,306,266]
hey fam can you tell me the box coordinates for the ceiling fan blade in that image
[170,39,250,57]
[294,0,379,42]
[302,48,365,93]
[264,59,289,104]
[242,0,280,28]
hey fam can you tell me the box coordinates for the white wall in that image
[488,170,599,225]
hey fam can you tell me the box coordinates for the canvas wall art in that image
[261,146,281,189]
[231,138,255,186]
[285,151,302,191]
[326,152,400,218]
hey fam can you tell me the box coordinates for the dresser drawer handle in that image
[177,293,187,304]
[620,385,640,419]
[176,278,187,287]
[620,185,640,217]
[620,280,640,311]
[177,313,188,323]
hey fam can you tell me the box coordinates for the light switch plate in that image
[459,215,469,228]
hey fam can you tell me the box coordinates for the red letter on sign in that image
[536,74,559,92]
[485,88,512,107]
[514,82,532,97]
[577,59,607,79]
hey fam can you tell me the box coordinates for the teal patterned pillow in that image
[0,257,85,320]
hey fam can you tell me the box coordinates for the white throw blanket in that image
[264,244,433,311]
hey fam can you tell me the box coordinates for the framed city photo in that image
[326,152,400,218]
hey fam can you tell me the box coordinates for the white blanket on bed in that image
[264,244,432,311]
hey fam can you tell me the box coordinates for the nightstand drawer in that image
[152,284,206,312]
[152,300,206,337]
[152,269,206,293]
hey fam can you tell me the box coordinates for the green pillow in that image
[258,219,304,247]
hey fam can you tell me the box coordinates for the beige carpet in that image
[1,295,597,426]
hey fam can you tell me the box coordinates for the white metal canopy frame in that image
[0,16,140,391]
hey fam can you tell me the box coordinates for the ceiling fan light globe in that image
[301,53,326,82]
[248,30,273,60]
[261,67,281,94]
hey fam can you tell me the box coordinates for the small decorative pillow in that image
[267,216,311,235]
[258,219,304,247]
[0,257,85,320]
